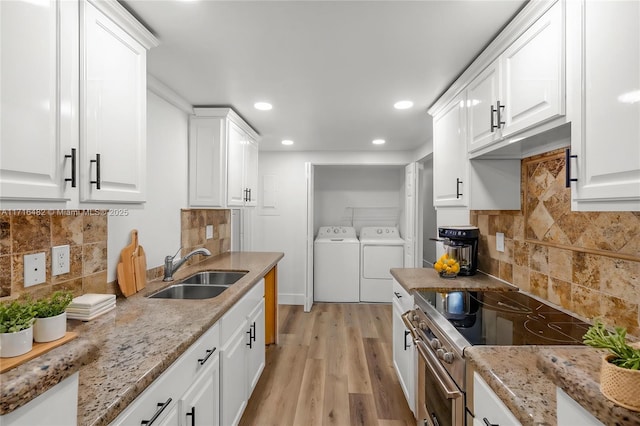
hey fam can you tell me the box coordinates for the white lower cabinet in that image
[0,372,79,426]
[220,280,265,426]
[556,387,603,426]
[391,279,415,414]
[111,323,220,426]
[472,372,521,426]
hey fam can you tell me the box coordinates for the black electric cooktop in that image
[415,290,590,346]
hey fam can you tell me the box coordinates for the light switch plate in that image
[206,225,214,240]
[24,252,46,287]
[496,232,505,252]
[52,245,70,276]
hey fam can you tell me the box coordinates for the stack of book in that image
[66,294,116,321]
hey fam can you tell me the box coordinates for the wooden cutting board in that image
[118,230,138,297]
[134,244,147,291]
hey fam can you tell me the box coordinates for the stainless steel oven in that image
[404,289,590,426]
[403,308,466,426]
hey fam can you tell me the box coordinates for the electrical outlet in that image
[24,253,46,287]
[206,225,214,240]
[496,232,505,252]
[52,245,70,276]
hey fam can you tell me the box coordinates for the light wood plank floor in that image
[239,303,415,426]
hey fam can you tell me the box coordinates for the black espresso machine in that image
[438,226,479,276]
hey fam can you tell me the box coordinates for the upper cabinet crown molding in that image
[86,0,159,49]
[193,107,260,140]
[147,75,194,114]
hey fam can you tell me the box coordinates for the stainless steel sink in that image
[149,284,230,299]
[148,270,248,299]
[180,270,247,285]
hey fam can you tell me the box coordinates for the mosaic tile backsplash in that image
[471,149,640,336]
[180,209,231,266]
[0,210,112,300]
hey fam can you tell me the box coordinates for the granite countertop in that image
[0,251,283,425]
[466,346,640,426]
[391,268,517,293]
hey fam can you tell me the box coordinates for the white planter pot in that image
[33,312,67,343]
[0,326,33,357]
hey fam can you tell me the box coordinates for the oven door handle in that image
[415,339,463,399]
[401,310,420,340]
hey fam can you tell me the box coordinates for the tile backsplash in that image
[0,210,112,301]
[471,148,640,336]
[180,209,231,266]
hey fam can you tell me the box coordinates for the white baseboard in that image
[279,293,305,305]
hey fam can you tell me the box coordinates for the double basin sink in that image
[149,271,247,299]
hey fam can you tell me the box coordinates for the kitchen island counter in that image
[466,345,640,426]
[391,267,517,293]
[0,251,283,426]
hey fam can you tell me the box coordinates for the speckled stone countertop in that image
[390,268,517,293]
[466,346,640,426]
[0,337,99,415]
[1,251,283,425]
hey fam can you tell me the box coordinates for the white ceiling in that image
[123,0,527,152]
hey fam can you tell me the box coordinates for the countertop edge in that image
[0,337,99,415]
[390,268,518,293]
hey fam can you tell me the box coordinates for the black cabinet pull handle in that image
[90,153,101,189]
[246,329,253,348]
[248,188,252,202]
[250,321,256,342]
[496,100,505,129]
[483,418,498,426]
[394,291,402,299]
[141,398,172,425]
[490,105,497,132]
[456,178,463,199]
[186,406,195,426]
[404,330,411,350]
[64,148,77,188]
[197,347,216,365]
[565,148,578,188]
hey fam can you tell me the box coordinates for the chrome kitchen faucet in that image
[163,247,212,281]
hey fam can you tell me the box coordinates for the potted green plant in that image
[0,299,36,357]
[583,320,640,412]
[33,291,73,343]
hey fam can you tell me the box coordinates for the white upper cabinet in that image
[80,0,157,203]
[501,1,564,137]
[189,108,259,208]
[433,93,468,208]
[466,1,565,155]
[0,0,157,207]
[567,0,640,211]
[467,62,502,152]
[0,0,77,203]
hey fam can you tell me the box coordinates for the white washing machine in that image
[360,226,405,303]
[314,226,360,302]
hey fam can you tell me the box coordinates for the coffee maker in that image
[438,226,479,276]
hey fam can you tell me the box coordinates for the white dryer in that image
[360,226,404,303]
[314,226,360,302]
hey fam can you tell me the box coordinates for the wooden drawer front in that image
[221,279,264,343]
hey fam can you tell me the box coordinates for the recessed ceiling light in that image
[254,102,272,111]
[372,139,385,145]
[394,100,414,110]
[281,139,294,146]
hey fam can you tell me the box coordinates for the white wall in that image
[420,156,437,265]
[253,150,413,304]
[314,165,404,234]
[107,90,189,281]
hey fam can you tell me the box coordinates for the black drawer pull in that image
[186,406,196,426]
[64,148,77,188]
[483,418,498,426]
[456,178,463,199]
[198,347,216,365]
[496,100,505,129]
[141,398,172,425]
[394,291,402,299]
[565,148,578,188]
[90,153,101,189]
